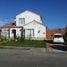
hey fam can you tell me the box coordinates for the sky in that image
[0,0,67,29]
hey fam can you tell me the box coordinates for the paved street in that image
[0,48,67,67]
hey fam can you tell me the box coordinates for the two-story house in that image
[0,10,46,40]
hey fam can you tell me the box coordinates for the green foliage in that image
[0,36,7,42]
[1,39,46,48]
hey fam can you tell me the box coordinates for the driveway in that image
[0,48,67,67]
[46,41,67,51]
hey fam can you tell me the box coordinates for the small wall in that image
[46,28,65,40]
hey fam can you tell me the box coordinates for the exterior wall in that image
[23,21,46,40]
[1,28,22,39]
[15,10,42,26]
[1,28,9,39]
[10,28,21,39]
[46,28,65,40]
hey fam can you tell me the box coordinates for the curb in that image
[0,46,67,53]
[0,46,32,50]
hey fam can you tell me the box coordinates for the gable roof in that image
[23,20,45,27]
[16,10,41,17]
[3,23,13,28]
[0,23,23,29]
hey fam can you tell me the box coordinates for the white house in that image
[0,10,46,40]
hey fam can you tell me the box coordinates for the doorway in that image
[12,29,16,39]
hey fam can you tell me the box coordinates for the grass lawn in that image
[0,39,46,48]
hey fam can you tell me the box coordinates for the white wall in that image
[15,10,43,26]
[23,21,46,40]
[1,28,9,39]
[10,28,21,39]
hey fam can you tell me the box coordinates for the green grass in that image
[0,39,46,48]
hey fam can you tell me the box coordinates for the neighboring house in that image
[0,10,46,40]
[46,28,65,40]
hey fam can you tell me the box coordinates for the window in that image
[25,29,34,38]
[19,18,25,25]
[38,30,40,33]
[54,35,63,38]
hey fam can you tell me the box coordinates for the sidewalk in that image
[0,45,67,53]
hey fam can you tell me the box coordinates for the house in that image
[0,10,46,40]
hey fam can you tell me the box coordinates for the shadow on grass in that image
[51,45,67,51]
[45,40,53,44]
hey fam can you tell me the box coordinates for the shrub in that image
[1,39,46,48]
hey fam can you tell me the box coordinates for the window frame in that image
[19,18,25,25]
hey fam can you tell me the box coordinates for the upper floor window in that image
[19,18,25,25]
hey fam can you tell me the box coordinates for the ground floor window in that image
[25,29,34,39]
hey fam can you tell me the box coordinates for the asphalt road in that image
[0,48,67,67]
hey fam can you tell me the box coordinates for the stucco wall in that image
[23,21,46,40]
[15,10,42,26]
[10,28,21,39]
[1,28,9,39]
